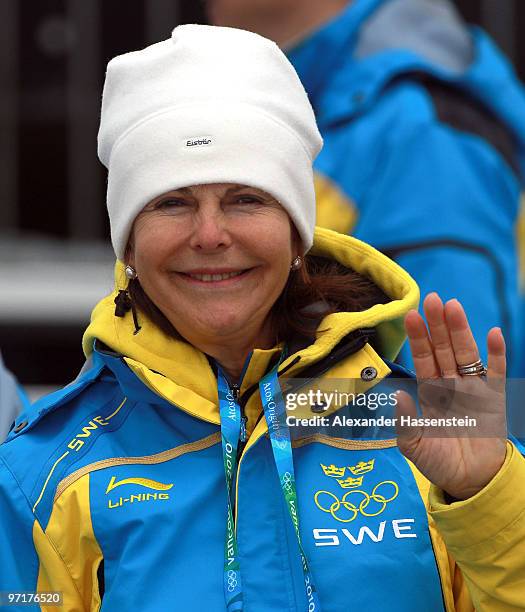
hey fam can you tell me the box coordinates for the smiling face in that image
[127,183,298,348]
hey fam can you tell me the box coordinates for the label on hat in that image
[185,137,213,147]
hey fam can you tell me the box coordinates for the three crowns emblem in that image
[320,459,376,490]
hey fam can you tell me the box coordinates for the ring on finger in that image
[457,359,487,377]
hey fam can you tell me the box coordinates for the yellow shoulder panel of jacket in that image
[314,171,358,235]
[405,460,474,612]
[429,441,525,611]
[516,192,525,291]
[34,473,102,612]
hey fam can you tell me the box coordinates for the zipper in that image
[230,383,248,461]
[232,354,292,461]
[239,416,247,444]
[229,382,247,447]
[230,382,247,519]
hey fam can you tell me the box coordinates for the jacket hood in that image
[83,227,419,399]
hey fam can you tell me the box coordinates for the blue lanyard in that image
[259,367,322,611]
[218,367,245,612]
[218,360,321,611]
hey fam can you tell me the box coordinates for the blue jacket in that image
[288,0,525,379]
[1,229,524,611]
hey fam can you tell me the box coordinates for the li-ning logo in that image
[106,475,174,510]
[186,137,212,147]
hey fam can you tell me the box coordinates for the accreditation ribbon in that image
[218,361,321,611]
[218,367,244,611]
[259,367,322,611]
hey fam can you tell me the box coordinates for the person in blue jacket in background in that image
[0,353,28,443]
[207,0,525,380]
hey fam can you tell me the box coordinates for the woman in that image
[1,25,523,612]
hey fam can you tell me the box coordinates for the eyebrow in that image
[224,184,255,194]
[178,184,264,195]
[155,184,267,201]
[225,185,274,198]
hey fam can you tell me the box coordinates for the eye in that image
[233,194,263,205]
[154,198,188,210]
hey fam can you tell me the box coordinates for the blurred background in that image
[1,0,524,398]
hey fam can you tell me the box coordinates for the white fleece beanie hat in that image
[98,24,323,260]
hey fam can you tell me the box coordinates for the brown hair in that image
[127,254,390,343]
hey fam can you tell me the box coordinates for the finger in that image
[443,299,481,367]
[487,327,506,379]
[423,293,458,377]
[395,390,421,460]
[404,309,440,379]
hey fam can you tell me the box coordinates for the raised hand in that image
[397,292,507,500]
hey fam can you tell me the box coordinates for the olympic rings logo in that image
[282,471,294,494]
[227,570,238,592]
[314,481,399,523]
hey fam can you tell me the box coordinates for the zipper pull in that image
[240,416,248,443]
[230,383,240,401]
[229,384,246,442]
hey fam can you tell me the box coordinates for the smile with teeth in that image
[184,270,247,282]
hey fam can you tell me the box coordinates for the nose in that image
[189,204,232,251]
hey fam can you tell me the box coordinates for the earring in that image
[125,265,137,280]
[290,256,302,271]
